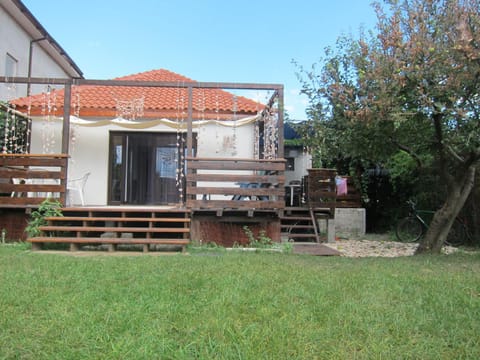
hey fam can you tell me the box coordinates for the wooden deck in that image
[0,153,352,249]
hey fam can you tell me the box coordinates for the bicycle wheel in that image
[396,217,423,243]
[445,219,467,247]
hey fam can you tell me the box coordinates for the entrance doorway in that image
[108,132,187,205]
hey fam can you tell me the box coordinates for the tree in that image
[297,0,480,253]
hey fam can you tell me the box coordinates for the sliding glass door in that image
[108,132,183,205]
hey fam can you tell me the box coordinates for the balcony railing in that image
[0,154,68,207]
[186,157,285,211]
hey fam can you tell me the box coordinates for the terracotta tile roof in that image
[12,69,264,119]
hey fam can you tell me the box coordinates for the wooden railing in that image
[186,157,285,211]
[305,168,337,218]
[0,154,68,207]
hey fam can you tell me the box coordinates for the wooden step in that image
[280,207,321,243]
[39,225,190,233]
[281,225,315,231]
[63,206,191,214]
[279,216,311,222]
[29,237,189,253]
[281,233,317,240]
[29,237,189,245]
[44,216,191,223]
[30,207,192,253]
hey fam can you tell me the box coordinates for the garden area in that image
[0,243,479,359]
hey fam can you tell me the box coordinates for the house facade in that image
[0,0,82,101]
[1,72,286,246]
[12,69,272,207]
[0,0,354,249]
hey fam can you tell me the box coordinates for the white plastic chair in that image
[10,178,27,197]
[67,172,90,206]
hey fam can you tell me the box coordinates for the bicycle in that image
[395,200,468,246]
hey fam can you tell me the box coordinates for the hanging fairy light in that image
[69,86,81,166]
[26,91,32,152]
[215,91,220,155]
[41,86,57,154]
[175,82,186,203]
[1,102,28,154]
[231,94,237,156]
[197,88,206,153]
[114,97,144,120]
[253,91,262,160]
[2,107,9,154]
[263,92,279,159]
[9,106,16,153]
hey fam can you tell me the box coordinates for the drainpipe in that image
[26,37,47,153]
[27,37,47,96]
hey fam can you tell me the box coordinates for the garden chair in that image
[67,172,90,206]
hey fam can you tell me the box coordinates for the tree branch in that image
[446,145,466,164]
[389,136,423,169]
[432,112,455,187]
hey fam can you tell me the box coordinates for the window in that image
[286,157,295,171]
[5,53,18,77]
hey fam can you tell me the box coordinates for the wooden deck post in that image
[277,87,284,159]
[187,85,193,157]
[62,84,71,155]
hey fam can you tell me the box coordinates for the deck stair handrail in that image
[0,154,68,207]
[186,157,285,211]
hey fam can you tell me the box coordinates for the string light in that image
[231,94,237,156]
[40,85,57,154]
[69,86,81,167]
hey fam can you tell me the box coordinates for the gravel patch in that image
[324,237,458,258]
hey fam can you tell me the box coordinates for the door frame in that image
[107,131,191,205]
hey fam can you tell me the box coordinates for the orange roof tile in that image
[12,69,264,119]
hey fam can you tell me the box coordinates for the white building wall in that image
[0,6,73,101]
[285,148,311,185]
[30,117,256,205]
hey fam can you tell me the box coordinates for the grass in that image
[0,243,479,359]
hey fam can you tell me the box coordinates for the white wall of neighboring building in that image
[284,147,311,185]
[0,3,80,101]
[30,117,256,205]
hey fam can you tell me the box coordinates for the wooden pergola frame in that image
[0,76,284,160]
[1,76,285,210]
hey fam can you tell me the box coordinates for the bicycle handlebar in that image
[406,199,417,211]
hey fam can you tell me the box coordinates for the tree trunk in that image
[470,171,480,244]
[415,164,477,254]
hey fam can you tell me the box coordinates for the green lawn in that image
[0,244,479,359]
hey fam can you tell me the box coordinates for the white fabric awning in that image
[33,114,261,129]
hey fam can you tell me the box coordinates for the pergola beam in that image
[0,76,285,160]
[0,76,283,91]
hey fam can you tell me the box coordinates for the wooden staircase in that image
[28,207,191,253]
[280,207,335,243]
[281,207,320,242]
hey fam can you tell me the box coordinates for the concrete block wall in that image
[334,208,366,237]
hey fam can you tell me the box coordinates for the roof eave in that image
[2,0,84,79]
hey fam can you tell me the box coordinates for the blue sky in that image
[22,0,377,119]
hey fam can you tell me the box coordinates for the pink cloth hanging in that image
[336,177,348,196]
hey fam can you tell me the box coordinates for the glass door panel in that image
[108,132,182,205]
